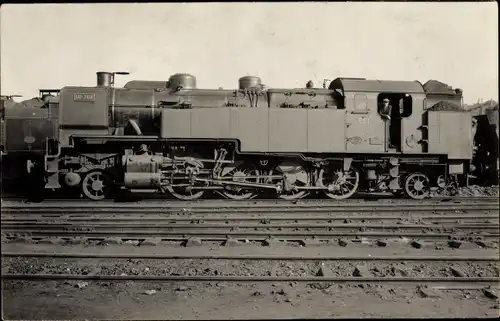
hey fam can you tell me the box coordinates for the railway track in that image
[2,226,498,249]
[2,249,499,289]
[2,251,498,261]
[2,221,497,231]
[2,198,498,246]
[3,213,498,221]
[2,202,498,217]
[3,215,498,238]
[1,195,497,207]
[3,198,498,276]
[3,274,498,287]
[1,191,497,203]
[2,195,498,319]
[2,219,499,237]
[4,232,497,243]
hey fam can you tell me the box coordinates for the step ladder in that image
[44,139,61,189]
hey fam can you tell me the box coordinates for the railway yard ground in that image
[1,187,499,319]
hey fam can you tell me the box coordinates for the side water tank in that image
[239,76,262,90]
[167,73,197,90]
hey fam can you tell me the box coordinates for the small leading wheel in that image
[404,173,430,200]
[81,170,112,201]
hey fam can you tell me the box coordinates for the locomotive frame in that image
[1,71,495,201]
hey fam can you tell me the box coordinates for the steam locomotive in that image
[1,72,498,201]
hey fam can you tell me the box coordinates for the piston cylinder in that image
[122,154,163,173]
[122,154,164,189]
[124,172,162,188]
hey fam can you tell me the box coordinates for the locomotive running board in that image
[71,135,160,144]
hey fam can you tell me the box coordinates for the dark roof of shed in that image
[427,100,466,112]
[17,98,46,109]
[124,80,168,89]
[423,80,458,95]
[329,78,424,94]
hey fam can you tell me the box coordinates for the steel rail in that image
[2,206,498,216]
[3,200,497,208]
[2,274,499,283]
[2,195,497,202]
[2,252,498,261]
[2,215,498,222]
[1,195,497,204]
[1,201,498,210]
[3,229,498,239]
[2,222,498,230]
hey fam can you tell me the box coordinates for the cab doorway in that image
[377,93,413,152]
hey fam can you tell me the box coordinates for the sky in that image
[1,2,498,104]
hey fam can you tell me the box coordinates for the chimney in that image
[96,72,114,87]
[96,71,130,87]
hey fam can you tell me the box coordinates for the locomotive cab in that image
[377,93,413,152]
[330,78,426,154]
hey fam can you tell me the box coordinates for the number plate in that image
[73,93,96,102]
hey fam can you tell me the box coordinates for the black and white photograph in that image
[1,1,499,319]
